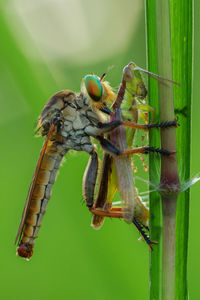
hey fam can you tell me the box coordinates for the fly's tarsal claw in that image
[143,147,176,156]
[159,119,179,129]
[160,120,176,128]
[145,119,179,130]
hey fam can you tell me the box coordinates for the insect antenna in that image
[100,65,115,82]
[100,73,106,81]
[133,66,182,87]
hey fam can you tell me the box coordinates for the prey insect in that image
[15,63,177,259]
[91,62,179,247]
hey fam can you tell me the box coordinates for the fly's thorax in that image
[37,88,109,154]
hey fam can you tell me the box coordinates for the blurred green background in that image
[0,1,199,299]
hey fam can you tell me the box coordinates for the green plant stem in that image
[162,196,177,300]
[156,2,180,299]
[146,0,193,299]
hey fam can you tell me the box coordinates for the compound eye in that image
[84,75,103,102]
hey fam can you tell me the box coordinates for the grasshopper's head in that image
[81,74,116,114]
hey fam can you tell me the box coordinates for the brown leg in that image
[97,119,178,134]
[97,136,175,157]
[89,207,156,250]
[89,207,123,218]
[122,119,178,130]
[120,146,176,156]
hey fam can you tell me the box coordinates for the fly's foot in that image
[145,118,179,129]
[143,147,176,156]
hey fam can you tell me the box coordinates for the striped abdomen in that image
[17,141,66,259]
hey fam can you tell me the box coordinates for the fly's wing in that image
[15,123,55,244]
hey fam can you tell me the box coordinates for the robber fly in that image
[15,63,177,259]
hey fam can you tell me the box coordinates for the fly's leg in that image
[96,136,121,155]
[82,150,99,208]
[97,119,178,132]
[96,136,175,157]
[122,120,178,130]
[120,146,175,156]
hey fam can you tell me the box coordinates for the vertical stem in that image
[146,1,162,299]
[169,2,192,299]
[156,1,179,185]
[156,2,180,300]
[162,196,177,300]
[146,0,193,299]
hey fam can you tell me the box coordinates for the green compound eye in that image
[84,75,103,102]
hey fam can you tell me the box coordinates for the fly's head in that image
[81,74,116,119]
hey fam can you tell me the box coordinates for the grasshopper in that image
[91,62,179,247]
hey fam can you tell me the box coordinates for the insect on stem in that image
[16,62,177,259]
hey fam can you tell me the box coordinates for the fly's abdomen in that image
[17,143,66,259]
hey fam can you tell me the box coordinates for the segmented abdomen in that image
[17,143,66,259]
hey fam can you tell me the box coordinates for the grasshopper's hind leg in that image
[90,206,156,250]
[132,217,157,250]
[83,150,157,249]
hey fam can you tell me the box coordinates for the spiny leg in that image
[89,206,155,250]
[96,136,175,157]
[120,146,176,157]
[97,119,178,132]
[109,207,154,249]
[132,217,157,250]
[82,151,155,248]
[122,119,178,130]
